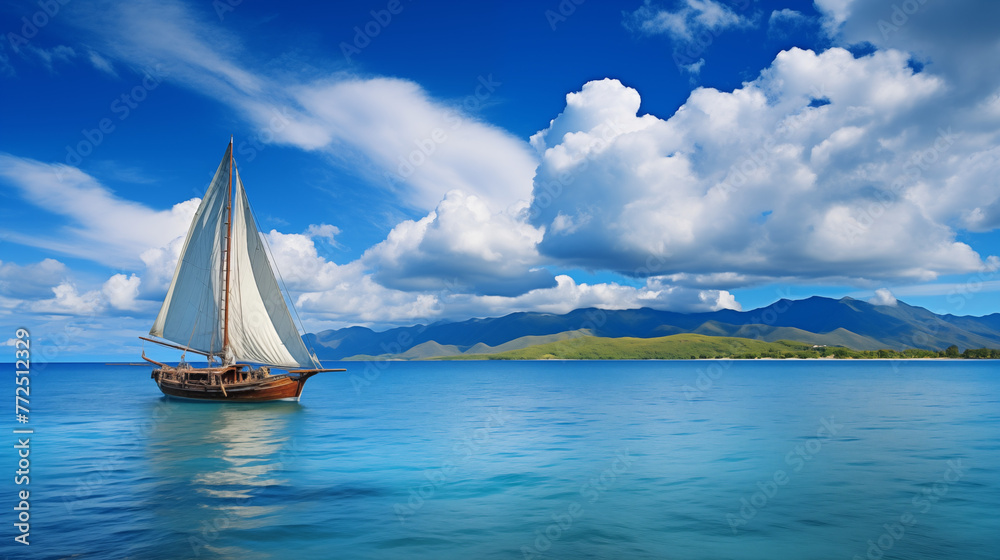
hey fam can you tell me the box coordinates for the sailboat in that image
[141,138,343,402]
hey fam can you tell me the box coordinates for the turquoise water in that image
[4,360,998,559]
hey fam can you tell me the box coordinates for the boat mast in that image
[222,136,234,361]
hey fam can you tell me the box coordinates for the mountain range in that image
[304,296,1000,360]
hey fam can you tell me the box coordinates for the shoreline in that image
[9,357,994,365]
[422,356,991,363]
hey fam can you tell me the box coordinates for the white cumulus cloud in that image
[526,49,993,285]
[102,273,142,311]
[868,288,897,306]
[362,190,551,297]
[32,282,103,315]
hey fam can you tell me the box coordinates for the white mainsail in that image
[227,166,318,368]
[150,143,319,369]
[149,145,230,356]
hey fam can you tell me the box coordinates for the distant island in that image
[437,333,998,361]
[304,296,1000,361]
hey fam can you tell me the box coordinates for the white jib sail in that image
[226,165,319,369]
[149,145,231,355]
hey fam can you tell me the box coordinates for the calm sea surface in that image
[3,360,998,559]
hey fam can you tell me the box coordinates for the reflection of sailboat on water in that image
[191,404,302,496]
[140,401,304,559]
[141,139,343,402]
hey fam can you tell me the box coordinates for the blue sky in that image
[2,0,1000,361]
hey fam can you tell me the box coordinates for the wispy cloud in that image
[287,77,538,211]
[0,154,198,268]
[86,49,116,76]
[767,8,811,37]
[77,0,263,97]
[624,0,752,41]
[23,44,77,71]
[0,258,68,299]
[7,42,120,76]
[69,0,537,214]
[623,0,754,76]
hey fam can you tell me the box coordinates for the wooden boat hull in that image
[151,366,317,403]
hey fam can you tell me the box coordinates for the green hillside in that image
[464,329,592,354]
[438,333,948,360]
[697,322,887,350]
[440,333,813,360]
[342,329,592,360]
